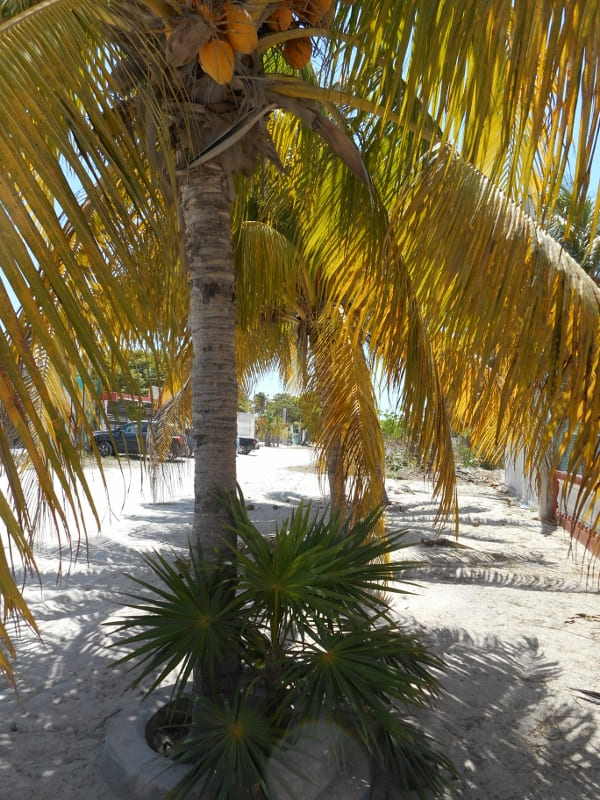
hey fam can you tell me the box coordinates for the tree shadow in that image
[394,540,588,593]
[0,526,184,797]
[261,489,328,507]
[5,469,597,799]
[408,628,600,799]
[27,496,196,578]
[387,501,543,540]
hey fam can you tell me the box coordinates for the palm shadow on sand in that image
[409,628,600,799]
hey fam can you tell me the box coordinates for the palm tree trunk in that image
[327,437,347,515]
[178,161,239,699]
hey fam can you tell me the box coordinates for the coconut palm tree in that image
[234,106,600,532]
[234,159,391,524]
[0,0,599,694]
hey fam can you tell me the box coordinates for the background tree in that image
[548,184,600,283]
[252,391,267,416]
[105,348,166,396]
[268,393,302,427]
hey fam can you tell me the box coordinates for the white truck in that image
[236,412,258,454]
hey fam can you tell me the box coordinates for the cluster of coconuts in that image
[196,2,258,84]
[182,0,335,85]
[264,0,335,71]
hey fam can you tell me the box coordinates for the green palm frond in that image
[167,691,277,800]
[109,548,243,699]
[227,492,416,647]
[113,492,451,798]
[547,186,600,282]
[289,621,442,729]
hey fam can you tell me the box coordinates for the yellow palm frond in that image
[308,313,387,529]
[282,146,459,524]
[328,0,600,215]
[391,146,600,523]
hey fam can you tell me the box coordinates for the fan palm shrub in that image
[111,491,455,798]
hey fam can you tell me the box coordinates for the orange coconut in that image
[198,36,235,84]
[223,3,258,54]
[292,0,333,24]
[304,0,333,24]
[283,36,312,69]
[266,5,293,31]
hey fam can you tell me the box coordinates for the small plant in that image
[453,433,504,470]
[110,491,455,799]
[380,412,430,478]
[454,435,482,468]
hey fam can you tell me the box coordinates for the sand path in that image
[0,446,599,799]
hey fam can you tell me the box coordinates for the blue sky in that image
[249,365,400,411]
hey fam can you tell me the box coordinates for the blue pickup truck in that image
[92,420,186,460]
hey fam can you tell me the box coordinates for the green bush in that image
[453,434,504,470]
[110,492,455,799]
[380,411,406,440]
[381,413,425,478]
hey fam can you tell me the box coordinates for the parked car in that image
[92,420,186,460]
[237,436,259,455]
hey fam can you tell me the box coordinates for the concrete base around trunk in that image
[100,691,418,799]
[100,690,200,799]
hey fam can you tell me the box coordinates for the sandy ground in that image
[1,445,599,799]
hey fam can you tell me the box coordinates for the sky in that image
[249,368,400,413]
[250,370,288,401]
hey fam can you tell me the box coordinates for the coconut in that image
[198,36,235,84]
[266,5,294,31]
[292,0,332,24]
[223,3,258,54]
[283,36,312,69]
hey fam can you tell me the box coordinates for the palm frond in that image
[327,0,600,214]
[0,0,599,689]
[392,146,600,524]
[307,312,388,525]
[0,0,185,682]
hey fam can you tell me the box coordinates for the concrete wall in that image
[504,449,538,507]
[504,448,555,521]
[553,471,600,555]
[508,447,600,553]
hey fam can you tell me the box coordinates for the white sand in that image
[1,446,599,799]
